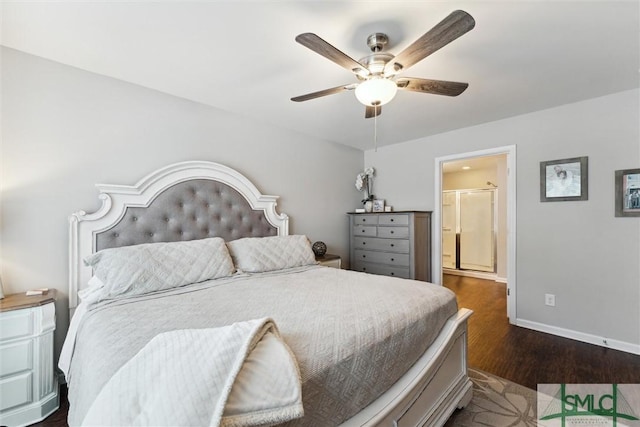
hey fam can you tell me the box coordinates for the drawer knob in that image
[362,255,366,258]
[390,244,395,247]
[391,272,395,276]
[363,268,367,271]
[362,219,366,222]
[391,258,394,262]
[390,230,394,234]
[362,242,366,245]
[390,218,394,222]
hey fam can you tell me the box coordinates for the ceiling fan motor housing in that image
[366,33,389,52]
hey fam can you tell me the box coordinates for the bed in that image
[64,160,473,426]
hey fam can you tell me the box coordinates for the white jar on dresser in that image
[0,291,59,427]
[348,211,432,281]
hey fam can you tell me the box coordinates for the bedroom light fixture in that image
[355,77,398,106]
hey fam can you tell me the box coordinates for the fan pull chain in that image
[374,103,379,152]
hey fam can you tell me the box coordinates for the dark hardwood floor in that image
[32,274,640,426]
[444,274,640,389]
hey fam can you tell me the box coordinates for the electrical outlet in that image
[545,293,556,307]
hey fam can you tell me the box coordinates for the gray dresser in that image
[348,211,432,281]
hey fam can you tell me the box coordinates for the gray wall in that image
[365,89,640,348]
[0,48,363,361]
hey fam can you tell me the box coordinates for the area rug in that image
[445,368,538,426]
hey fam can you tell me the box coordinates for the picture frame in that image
[615,168,640,217]
[372,199,385,212]
[540,156,588,202]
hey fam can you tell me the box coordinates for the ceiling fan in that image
[291,10,475,119]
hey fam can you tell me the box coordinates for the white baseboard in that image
[516,318,640,355]
[494,276,507,283]
[443,269,497,281]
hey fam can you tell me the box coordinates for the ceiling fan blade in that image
[296,33,370,77]
[291,83,357,102]
[385,10,475,75]
[396,77,469,96]
[365,105,382,119]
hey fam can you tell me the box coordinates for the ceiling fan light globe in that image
[355,78,398,106]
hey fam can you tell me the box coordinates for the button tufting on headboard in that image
[95,179,277,251]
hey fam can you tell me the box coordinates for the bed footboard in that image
[340,308,473,427]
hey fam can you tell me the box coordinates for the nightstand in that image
[316,254,342,269]
[0,290,59,426]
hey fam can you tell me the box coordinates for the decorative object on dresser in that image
[315,253,342,269]
[0,290,59,426]
[372,199,385,212]
[311,241,327,256]
[355,167,375,212]
[348,211,432,281]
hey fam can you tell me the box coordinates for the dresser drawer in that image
[0,341,32,377]
[0,371,32,411]
[0,311,33,342]
[354,249,410,267]
[354,237,410,253]
[353,226,377,237]
[377,226,409,239]
[352,261,411,279]
[353,215,378,225]
[378,214,409,226]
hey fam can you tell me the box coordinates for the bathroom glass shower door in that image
[442,189,495,273]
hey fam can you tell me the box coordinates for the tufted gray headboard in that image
[96,179,277,251]
[69,161,289,312]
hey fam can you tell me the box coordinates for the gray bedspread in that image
[67,266,457,426]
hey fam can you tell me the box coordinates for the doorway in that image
[433,146,517,323]
[443,188,497,276]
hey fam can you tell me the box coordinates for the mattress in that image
[66,265,457,426]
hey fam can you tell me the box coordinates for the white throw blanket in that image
[82,318,303,426]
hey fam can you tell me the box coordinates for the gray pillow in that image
[227,235,316,273]
[84,237,235,301]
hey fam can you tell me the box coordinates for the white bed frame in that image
[68,160,473,427]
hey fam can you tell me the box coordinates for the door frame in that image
[433,145,517,323]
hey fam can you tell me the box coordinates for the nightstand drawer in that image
[377,226,409,239]
[355,250,410,267]
[0,341,33,377]
[353,215,378,225]
[352,262,411,279]
[354,237,410,253]
[0,371,33,411]
[353,226,377,237]
[0,311,33,342]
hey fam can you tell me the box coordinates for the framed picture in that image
[615,168,640,217]
[373,199,385,212]
[540,156,588,202]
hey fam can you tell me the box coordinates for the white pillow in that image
[227,235,316,273]
[84,237,235,301]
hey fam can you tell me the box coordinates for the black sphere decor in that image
[312,241,327,257]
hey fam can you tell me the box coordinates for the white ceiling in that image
[2,1,638,151]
